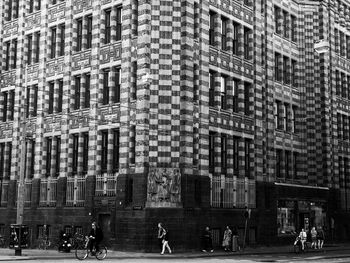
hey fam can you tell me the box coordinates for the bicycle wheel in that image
[75,245,88,260]
[95,246,107,260]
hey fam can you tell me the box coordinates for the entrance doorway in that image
[98,214,111,246]
[299,212,310,232]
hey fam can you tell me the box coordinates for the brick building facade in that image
[0,0,349,251]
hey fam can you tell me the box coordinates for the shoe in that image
[161,252,164,255]
[202,250,207,252]
[210,250,214,252]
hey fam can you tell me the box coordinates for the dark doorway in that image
[98,214,111,246]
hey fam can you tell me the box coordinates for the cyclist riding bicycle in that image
[88,222,103,255]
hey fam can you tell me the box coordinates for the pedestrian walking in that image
[157,223,164,250]
[317,226,325,249]
[222,226,232,251]
[202,226,213,252]
[311,226,318,249]
[160,225,172,254]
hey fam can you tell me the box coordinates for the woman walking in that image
[311,226,318,249]
[222,226,232,251]
[159,224,172,254]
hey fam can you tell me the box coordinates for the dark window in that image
[84,74,90,108]
[30,139,35,177]
[74,76,81,110]
[116,6,122,41]
[33,85,38,117]
[283,10,289,38]
[26,88,30,118]
[82,132,89,174]
[35,32,40,62]
[336,70,340,96]
[48,82,54,114]
[131,61,137,100]
[113,68,120,103]
[9,90,14,121]
[221,17,228,51]
[209,71,215,107]
[276,149,282,178]
[130,125,136,165]
[87,16,92,49]
[7,0,13,21]
[292,106,297,133]
[285,150,290,179]
[209,131,215,173]
[27,35,33,65]
[12,39,17,69]
[209,11,215,46]
[245,139,251,177]
[72,134,79,175]
[2,92,8,122]
[4,42,11,70]
[274,6,280,34]
[221,134,227,174]
[0,143,4,179]
[283,56,289,84]
[232,22,239,55]
[291,15,297,42]
[232,78,238,112]
[76,19,83,51]
[112,129,119,172]
[14,0,19,19]
[51,27,56,58]
[29,0,34,13]
[46,137,52,176]
[291,60,297,87]
[233,137,239,175]
[55,136,61,176]
[125,177,133,205]
[7,144,12,176]
[101,130,108,172]
[59,24,65,56]
[57,80,63,113]
[243,27,251,60]
[104,9,111,44]
[275,52,281,81]
[103,70,109,105]
[244,82,251,115]
[220,75,227,110]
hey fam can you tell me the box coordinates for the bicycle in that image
[37,236,51,250]
[75,236,107,260]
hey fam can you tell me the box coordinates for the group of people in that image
[296,226,325,250]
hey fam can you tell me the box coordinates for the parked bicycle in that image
[71,233,85,249]
[75,235,107,260]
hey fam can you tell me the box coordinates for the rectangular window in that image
[336,70,340,96]
[9,90,14,121]
[26,88,30,118]
[57,80,63,113]
[72,134,79,175]
[221,17,228,51]
[243,27,251,60]
[113,129,119,172]
[51,27,56,59]
[209,131,215,173]
[275,52,281,81]
[14,0,19,19]
[87,16,92,49]
[82,132,88,174]
[35,32,40,63]
[46,137,52,176]
[233,137,239,175]
[209,11,215,46]
[274,6,280,34]
[209,71,215,107]
[277,200,296,236]
[59,24,65,56]
[76,19,83,51]
[283,10,288,38]
[4,42,11,71]
[0,143,4,179]
[220,75,227,110]
[12,39,17,69]
[74,76,81,110]
[27,35,33,65]
[221,134,227,174]
[285,150,290,179]
[113,68,121,103]
[30,139,35,177]
[130,125,136,165]
[232,22,239,55]
[245,139,251,177]
[291,106,297,133]
[33,85,38,117]
[48,82,54,114]
[29,0,34,13]
[283,56,289,84]
[291,60,297,87]
[232,79,238,112]
[341,73,346,98]
[291,15,297,42]
[55,136,61,176]
[104,9,111,44]
[337,113,342,140]
[103,70,109,105]
[293,152,298,179]
[7,0,13,21]
[101,130,108,173]
[283,103,288,130]
[244,82,251,115]
[116,6,122,41]
[276,149,282,178]
[84,74,90,108]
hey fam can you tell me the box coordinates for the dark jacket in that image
[89,227,103,243]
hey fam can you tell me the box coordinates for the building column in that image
[6,90,14,121]
[214,72,221,109]
[237,24,244,58]
[213,12,221,48]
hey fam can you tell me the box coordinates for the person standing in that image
[222,226,232,251]
[202,226,214,252]
[160,225,172,254]
[317,226,325,249]
[311,226,318,249]
[299,228,307,251]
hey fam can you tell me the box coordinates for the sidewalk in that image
[0,243,349,261]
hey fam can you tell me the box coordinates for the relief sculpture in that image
[147,168,181,207]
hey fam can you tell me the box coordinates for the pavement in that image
[0,243,349,261]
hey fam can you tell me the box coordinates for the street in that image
[2,249,350,263]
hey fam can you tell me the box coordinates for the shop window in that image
[277,200,296,236]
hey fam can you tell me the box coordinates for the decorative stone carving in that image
[147,168,181,207]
